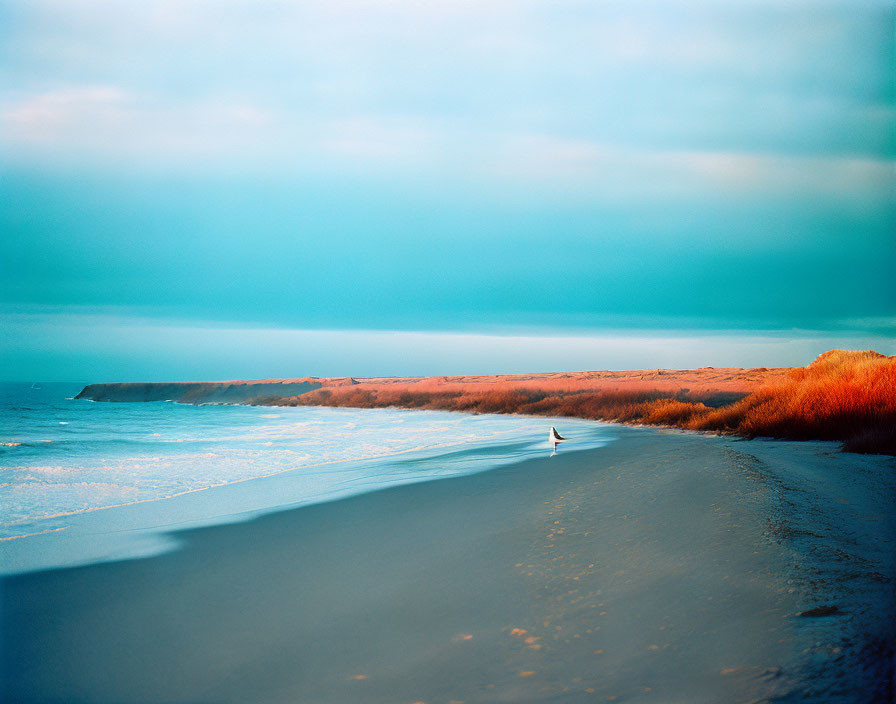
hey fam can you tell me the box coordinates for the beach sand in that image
[3,427,893,703]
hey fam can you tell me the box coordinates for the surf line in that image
[0,430,538,539]
[0,526,70,542]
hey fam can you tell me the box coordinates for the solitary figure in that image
[549,426,566,454]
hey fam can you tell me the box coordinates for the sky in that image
[1,0,894,380]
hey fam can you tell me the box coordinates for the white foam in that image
[0,405,612,542]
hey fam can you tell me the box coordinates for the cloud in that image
[3,82,891,203]
[3,306,894,381]
[0,86,284,161]
[2,86,134,148]
[0,0,892,202]
[317,116,442,162]
[481,131,893,201]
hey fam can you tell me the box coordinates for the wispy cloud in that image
[480,132,893,201]
[3,85,891,203]
[1,87,280,160]
[2,0,892,183]
[4,306,894,381]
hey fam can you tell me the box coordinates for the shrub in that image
[267,350,894,454]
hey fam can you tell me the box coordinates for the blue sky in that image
[1,0,894,379]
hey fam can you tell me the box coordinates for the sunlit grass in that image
[692,350,896,454]
[269,350,895,454]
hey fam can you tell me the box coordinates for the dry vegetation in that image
[263,350,895,454]
[691,350,896,454]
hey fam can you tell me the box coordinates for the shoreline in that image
[0,411,614,572]
[3,427,892,702]
[72,350,896,455]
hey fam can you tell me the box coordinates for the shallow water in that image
[0,383,611,548]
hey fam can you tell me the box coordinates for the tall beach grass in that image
[267,350,895,454]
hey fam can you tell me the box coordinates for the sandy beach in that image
[3,427,894,703]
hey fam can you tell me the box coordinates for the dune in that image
[75,350,896,454]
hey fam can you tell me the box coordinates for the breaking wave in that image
[0,384,613,541]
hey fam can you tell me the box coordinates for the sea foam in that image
[0,383,613,542]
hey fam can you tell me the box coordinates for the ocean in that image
[0,382,613,570]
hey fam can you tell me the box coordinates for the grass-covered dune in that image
[75,350,894,454]
[689,350,896,454]
[268,350,895,455]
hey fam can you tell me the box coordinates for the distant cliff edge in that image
[75,381,322,405]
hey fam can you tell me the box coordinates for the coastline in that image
[0,407,613,569]
[73,350,896,455]
[3,427,892,703]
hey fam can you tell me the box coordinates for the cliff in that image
[75,380,321,404]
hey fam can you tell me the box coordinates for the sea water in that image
[0,383,612,571]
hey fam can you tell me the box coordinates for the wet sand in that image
[2,428,893,703]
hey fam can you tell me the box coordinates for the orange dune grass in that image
[691,350,896,454]
[266,350,895,454]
